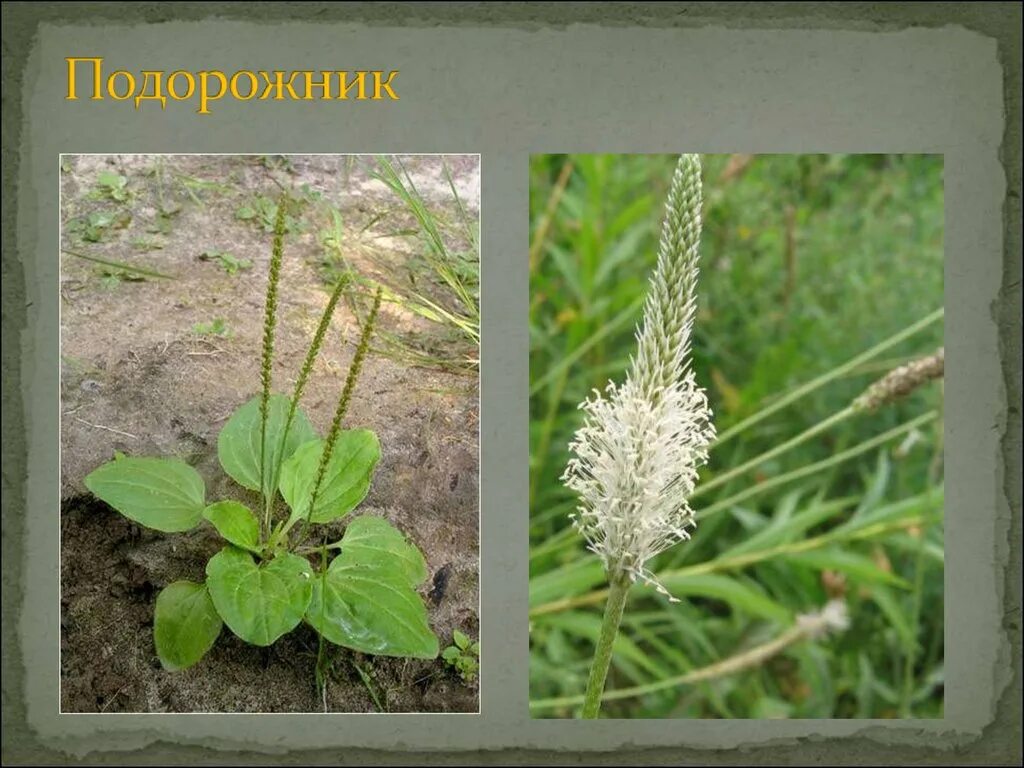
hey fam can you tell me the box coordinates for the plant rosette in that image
[82,200,438,674]
[85,398,439,671]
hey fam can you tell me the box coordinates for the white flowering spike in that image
[562,155,716,599]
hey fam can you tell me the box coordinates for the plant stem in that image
[314,538,330,710]
[580,568,631,718]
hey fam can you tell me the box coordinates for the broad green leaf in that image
[327,516,426,585]
[203,501,260,554]
[453,630,469,650]
[84,456,205,532]
[306,517,437,658]
[217,395,317,497]
[153,581,222,671]
[279,431,380,525]
[206,547,313,646]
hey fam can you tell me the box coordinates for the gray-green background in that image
[3,3,1020,765]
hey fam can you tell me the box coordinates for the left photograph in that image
[59,154,480,713]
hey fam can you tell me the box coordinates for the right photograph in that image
[528,154,944,719]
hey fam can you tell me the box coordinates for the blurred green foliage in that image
[529,154,944,719]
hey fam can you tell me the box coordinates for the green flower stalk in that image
[316,286,384,462]
[294,286,383,546]
[291,277,350,425]
[562,155,716,717]
[259,198,287,527]
[268,274,351,521]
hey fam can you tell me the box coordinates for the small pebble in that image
[80,379,102,393]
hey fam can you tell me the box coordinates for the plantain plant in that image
[83,200,439,672]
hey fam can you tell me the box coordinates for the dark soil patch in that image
[59,155,479,713]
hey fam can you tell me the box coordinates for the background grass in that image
[528,154,944,719]
[314,155,480,376]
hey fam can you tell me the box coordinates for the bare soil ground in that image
[59,154,480,713]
